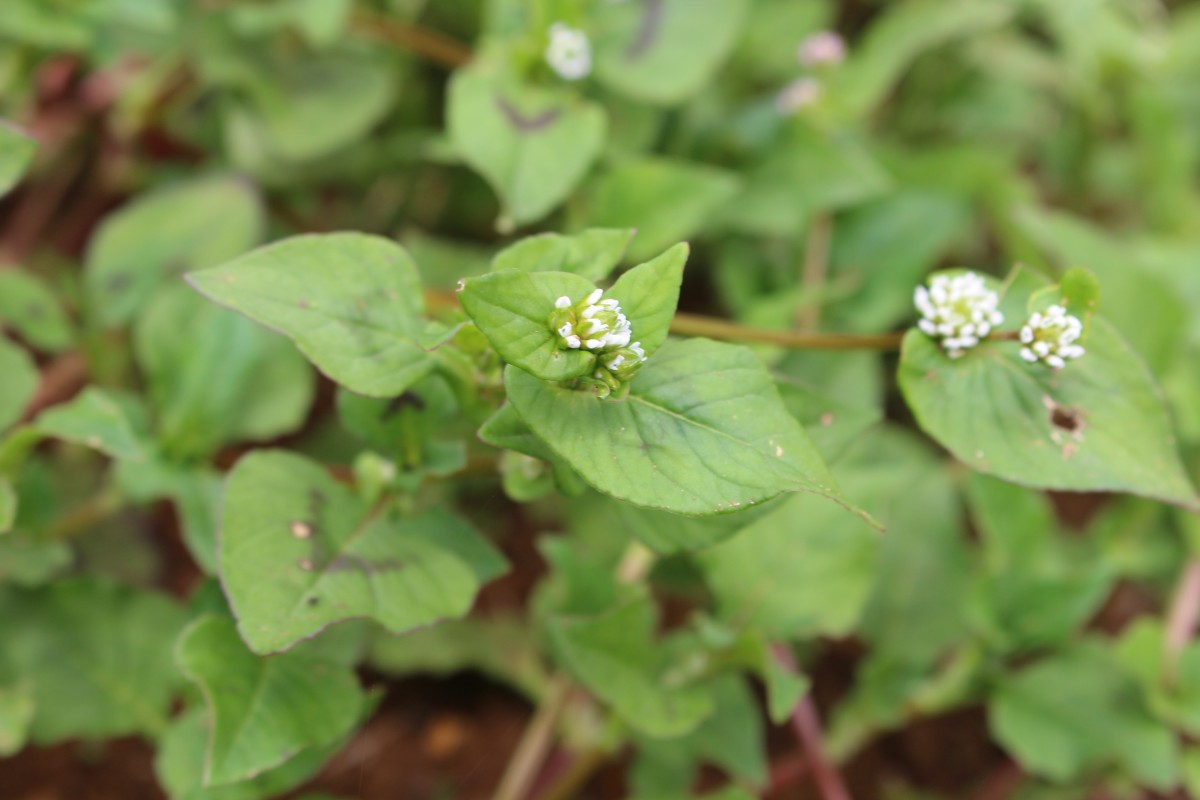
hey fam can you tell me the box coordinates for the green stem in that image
[48,488,123,541]
[669,313,905,351]
[797,214,832,331]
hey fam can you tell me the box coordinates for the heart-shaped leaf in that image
[898,272,1198,509]
[506,338,869,519]
[492,228,635,282]
[447,63,606,226]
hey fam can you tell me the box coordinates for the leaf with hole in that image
[898,270,1199,509]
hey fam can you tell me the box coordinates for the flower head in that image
[1019,305,1085,369]
[798,31,846,67]
[545,23,591,81]
[914,272,1004,358]
[775,77,821,115]
[548,289,646,397]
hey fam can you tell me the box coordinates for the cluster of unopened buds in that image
[549,289,646,397]
[1019,305,1085,369]
[776,30,845,115]
[914,272,1005,358]
[914,272,1088,369]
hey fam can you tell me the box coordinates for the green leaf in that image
[581,159,740,262]
[116,454,222,573]
[0,121,36,198]
[966,474,1111,652]
[176,615,363,785]
[0,678,34,756]
[898,273,1199,509]
[630,675,767,794]
[720,123,889,236]
[0,271,73,352]
[367,615,549,699]
[832,0,1013,118]
[990,641,1178,788]
[226,49,395,165]
[0,580,186,742]
[591,0,751,105]
[0,337,37,433]
[34,387,147,461]
[156,707,346,800]
[188,233,433,398]
[607,242,688,358]
[0,478,14,533]
[1058,266,1101,321]
[220,450,506,654]
[447,63,606,226]
[136,285,314,459]
[459,269,602,381]
[549,596,713,737]
[1115,620,1200,737]
[506,338,866,518]
[85,175,264,327]
[698,490,879,640]
[492,228,635,282]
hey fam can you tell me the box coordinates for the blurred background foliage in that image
[2,0,1200,798]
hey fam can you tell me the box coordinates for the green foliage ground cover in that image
[2,1,1200,798]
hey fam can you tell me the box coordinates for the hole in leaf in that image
[1050,405,1082,433]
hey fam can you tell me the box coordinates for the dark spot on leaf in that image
[307,596,320,606]
[106,273,133,293]
[628,0,665,58]
[308,488,326,506]
[328,554,407,575]
[382,391,425,419]
[1050,404,1083,433]
[496,96,560,132]
[23,303,44,320]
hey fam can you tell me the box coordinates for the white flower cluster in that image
[549,289,647,397]
[1019,305,1085,369]
[545,22,591,81]
[914,272,1004,358]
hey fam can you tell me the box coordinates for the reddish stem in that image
[772,644,852,800]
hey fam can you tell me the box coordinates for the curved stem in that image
[351,10,472,68]
[669,313,905,351]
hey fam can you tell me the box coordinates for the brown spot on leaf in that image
[290,521,312,539]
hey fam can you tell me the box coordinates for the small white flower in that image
[1018,305,1085,369]
[798,31,846,67]
[914,271,1004,358]
[775,77,821,115]
[545,23,591,81]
